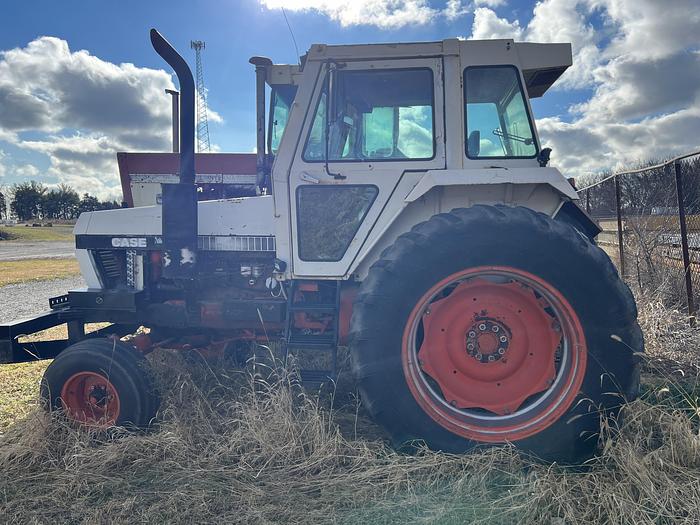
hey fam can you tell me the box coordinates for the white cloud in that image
[259,0,471,28]
[471,7,522,39]
[0,36,218,198]
[0,37,174,140]
[593,0,700,61]
[538,107,700,176]
[9,163,40,180]
[445,0,471,20]
[260,0,437,28]
[473,0,506,6]
[574,51,700,122]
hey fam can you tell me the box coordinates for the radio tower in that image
[190,40,211,152]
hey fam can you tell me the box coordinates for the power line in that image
[190,40,211,153]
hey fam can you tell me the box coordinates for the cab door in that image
[287,58,445,278]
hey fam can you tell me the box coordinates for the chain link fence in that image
[578,150,700,320]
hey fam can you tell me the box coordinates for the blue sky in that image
[0,0,698,197]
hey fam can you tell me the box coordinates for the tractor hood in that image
[74,196,275,249]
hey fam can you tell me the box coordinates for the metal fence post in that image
[674,161,696,323]
[614,175,625,278]
[586,188,591,214]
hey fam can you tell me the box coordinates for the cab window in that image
[303,68,434,162]
[268,85,298,154]
[464,66,537,159]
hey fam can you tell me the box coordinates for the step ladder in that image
[284,280,341,385]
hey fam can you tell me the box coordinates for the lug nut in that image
[467,343,475,351]
[492,325,499,332]
[478,323,487,331]
[468,330,476,338]
[498,348,505,355]
[499,335,508,343]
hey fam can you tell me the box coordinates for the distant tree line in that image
[0,181,121,222]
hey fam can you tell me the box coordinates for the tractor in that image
[0,30,642,463]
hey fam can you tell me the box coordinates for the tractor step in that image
[286,345,339,385]
[299,368,336,385]
[288,303,337,312]
[286,334,336,347]
[284,280,342,384]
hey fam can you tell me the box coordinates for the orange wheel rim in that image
[402,266,587,442]
[60,371,121,427]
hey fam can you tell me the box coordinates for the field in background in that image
[0,258,80,286]
[0,361,48,430]
[0,224,75,242]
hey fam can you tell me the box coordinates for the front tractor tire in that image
[41,338,159,429]
[349,205,642,463]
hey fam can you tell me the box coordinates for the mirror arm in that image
[324,61,346,180]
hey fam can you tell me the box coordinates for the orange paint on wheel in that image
[60,371,121,427]
[402,266,587,443]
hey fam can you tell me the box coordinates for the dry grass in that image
[0,361,49,431]
[0,224,74,242]
[0,293,699,524]
[0,258,80,286]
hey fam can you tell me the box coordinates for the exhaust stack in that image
[150,29,197,277]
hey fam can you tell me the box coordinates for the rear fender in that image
[553,200,601,241]
[350,167,577,279]
[404,167,579,203]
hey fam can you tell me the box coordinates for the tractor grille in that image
[198,235,276,252]
[93,249,127,288]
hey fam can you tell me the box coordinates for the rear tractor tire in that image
[41,338,160,428]
[349,205,642,463]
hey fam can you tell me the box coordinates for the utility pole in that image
[190,40,211,153]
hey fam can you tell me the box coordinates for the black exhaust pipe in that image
[150,28,197,277]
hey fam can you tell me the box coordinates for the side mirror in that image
[537,147,552,167]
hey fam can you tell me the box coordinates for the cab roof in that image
[264,39,572,98]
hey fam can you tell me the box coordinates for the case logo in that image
[111,237,147,248]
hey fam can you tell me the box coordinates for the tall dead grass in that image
[1,292,700,524]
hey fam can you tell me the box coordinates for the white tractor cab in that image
[0,30,641,463]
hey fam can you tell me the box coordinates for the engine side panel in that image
[75,195,275,238]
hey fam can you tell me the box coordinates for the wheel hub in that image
[60,372,121,427]
[465,319,510,363]
[417,277,561,416]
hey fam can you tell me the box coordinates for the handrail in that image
[577,148,700,193]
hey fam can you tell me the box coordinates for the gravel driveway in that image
[0,276,84,325]
[0,241,75,261]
